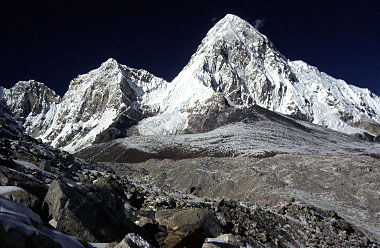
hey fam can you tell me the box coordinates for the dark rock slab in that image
[43,179,140,243]
[0,196,84,248]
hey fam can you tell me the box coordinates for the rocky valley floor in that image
[1,118,380,247]
[100,154,380,240]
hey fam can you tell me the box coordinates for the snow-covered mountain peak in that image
[12,79,52,90]
[67,58,124,92]
[102,57,119,66]
[137,15,380,136]
[1,80,61,137]
[98,58,128,75]
[212,14,261,34]
[169,13,292,109]
[202,13,269,48]
[5,80,61,105]
[2,80,61,115]
[18,59,170,152]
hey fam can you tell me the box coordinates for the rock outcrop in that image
[0,196,84,248]
[43,179,140,242]
[1,80,61,137]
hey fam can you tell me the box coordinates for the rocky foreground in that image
[1,116,380,247]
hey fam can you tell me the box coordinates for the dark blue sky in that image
[1,0,379,97]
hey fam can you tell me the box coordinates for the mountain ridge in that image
[1,14,380,152]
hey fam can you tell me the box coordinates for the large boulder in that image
[155,208,222,248]
[0,196,84,248]
[0,186,40,210]
[0,166,48,200]
[43,179,140,243]
[0,166,48,217]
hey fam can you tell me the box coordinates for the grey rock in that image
[167,208,221,237]
[62,154,75,164]
[44,179,140,242]
[0,196,84,248]
[202,243,222,248]
[94,176,126,201]
[39,160,53,172]
[155,209,179,227]
[1,190,40,211]
[138,217,153,227]
[0,166,48,202]
[106,233,152,248]
[158,208,222,248]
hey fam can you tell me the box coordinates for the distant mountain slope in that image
[2,80,60,137]
[77,105,380,163]
[37,59,169,152]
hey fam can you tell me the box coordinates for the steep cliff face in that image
[288,60,380,135]
[2,80,60,137]
[37,58,168,152]
[0,87,23,132]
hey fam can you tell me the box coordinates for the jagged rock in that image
[105,233,152,248]
[94,176,126,201]
[0,166,48,203]
[159,208,222,248]
[138,216,154,227]
[49,219,58,229]
[217,234,239,246]
[203,234,240,248]
[62,154,74,164]
[0,187,40,211]
[0,196,84,248]
[202,243,220,248]
[39,160,53,172]
[155,209,180,227]
[43,179,140,242]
